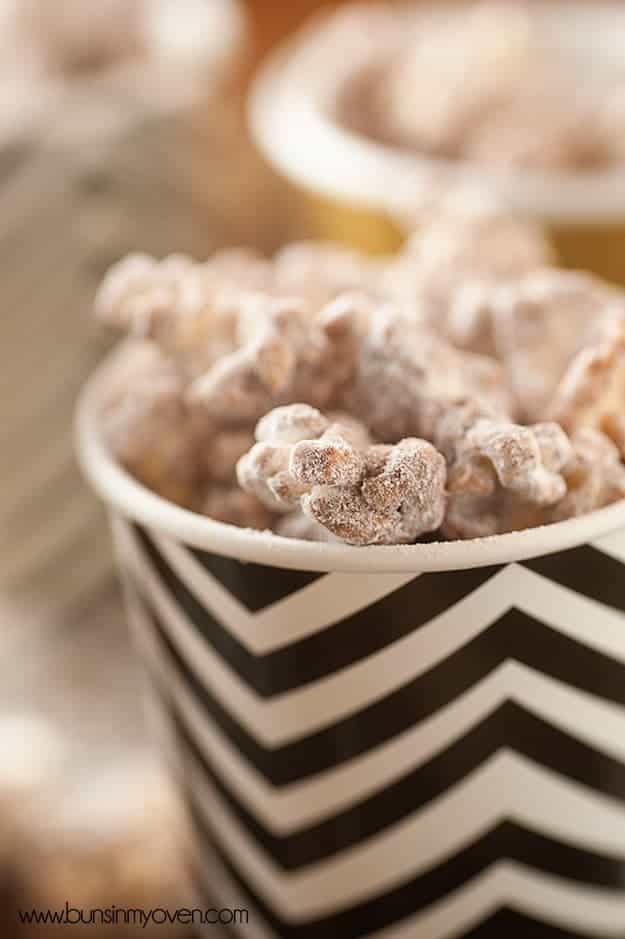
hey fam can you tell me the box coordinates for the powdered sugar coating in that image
[464,96,611,170]
[101,349,208,507]
[551,429,625,521]
[435,400,571,538]
[237,405,364,512]
[96,245,377,382]
[400,206,553,288]
[491,269,622,421]
[188,296,306,422]
[337,1,625,172]
[96,237,625,544]
[274,242,383,311]
[345,306,513,442]
[188,292,369,425]
[206,248,275,292]
[302,437,446,546]
[377,2,536,158]
[385,207,554,356]
[203,428,256,484]
[237,404,446,545]
[95,254,231,375]
[292,425,366,488]
[95,254,204,335]
[549,313,625,458]
[101,342,256,507]
[237,441,298,511]
[454,419,569,505]
[256,403,330,445]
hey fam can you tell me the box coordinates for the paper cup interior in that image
[249,1,625,224]
[76,347,625,574]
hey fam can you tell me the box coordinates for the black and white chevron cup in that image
[77,353,625,939]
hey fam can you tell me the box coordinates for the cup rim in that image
[248,1,625,225]
[75,347,625,574]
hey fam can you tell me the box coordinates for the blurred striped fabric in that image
[0,85,219,645]
[0,16,295,658]
[0,143,114,638]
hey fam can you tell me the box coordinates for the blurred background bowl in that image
[250,0,625,281]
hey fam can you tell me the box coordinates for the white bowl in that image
[249,1,625,226]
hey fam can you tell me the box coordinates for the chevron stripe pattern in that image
[113,516,625,939]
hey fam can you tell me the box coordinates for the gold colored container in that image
[249,2,625,280]
[302,190,625,280]
[302,189,404,256]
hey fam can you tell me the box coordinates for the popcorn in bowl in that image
[336,1,625,173]
[93,199,625,546]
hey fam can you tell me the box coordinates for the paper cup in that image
[249,1,625,280]
[77,349,625,939]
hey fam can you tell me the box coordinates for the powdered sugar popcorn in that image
[237,404,446,545]
[94,200,625,545]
